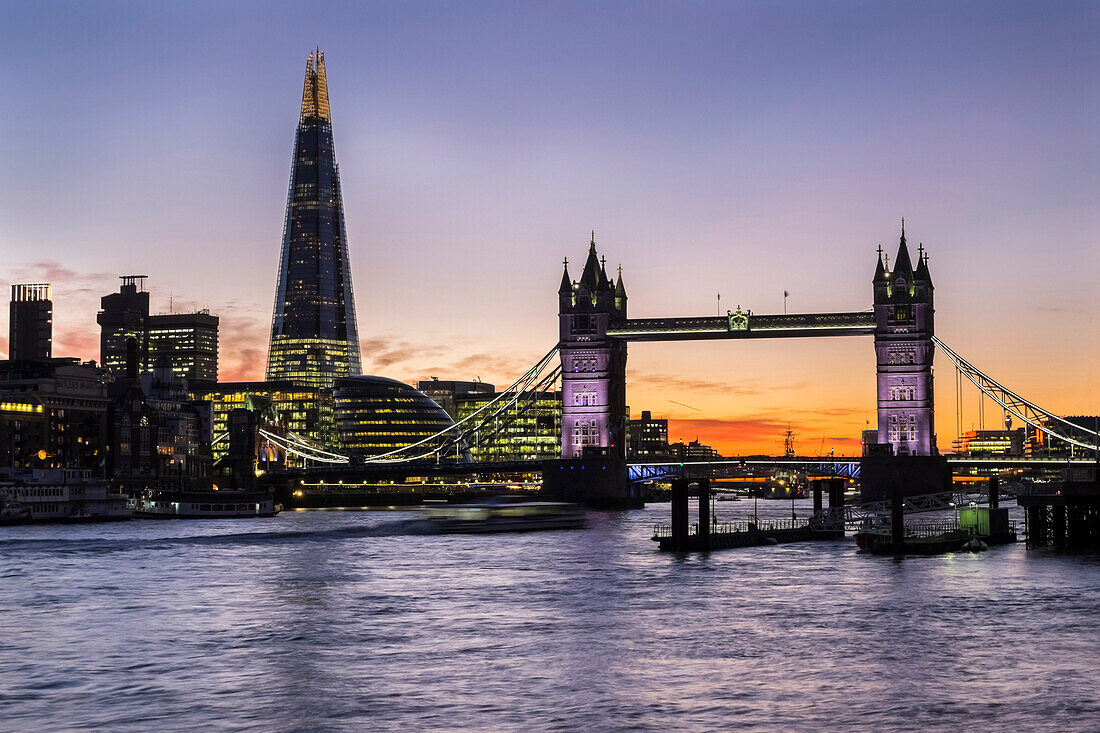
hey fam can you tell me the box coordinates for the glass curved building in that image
[334,376,467,459]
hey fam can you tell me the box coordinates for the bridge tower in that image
[558,234,628,459]
[873,222,936,455]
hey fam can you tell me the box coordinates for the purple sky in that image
[2,1,1097,453]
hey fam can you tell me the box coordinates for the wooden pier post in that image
[828,478,845,510]
[812,479,822,515]
[989,474,999,510]
[698,478,711,551]
[891,479,905,557]
[671,478,689,551]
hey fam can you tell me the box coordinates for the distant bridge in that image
[626,456,1100,483]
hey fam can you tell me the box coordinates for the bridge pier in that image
[698,478,711,551]
[540,456,641,508]
[891,479,905,557]
[668,477,712,551]
[671,478,689,550]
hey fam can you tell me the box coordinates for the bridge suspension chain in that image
[933,336,1099,451]
[252,346,562,465]
[258,428,350,464]
[359,345,561,463]
[444,364,562,460]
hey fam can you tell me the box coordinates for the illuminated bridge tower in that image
[558,235,628,459]
[873,222,936,455]
[267,50,362,389]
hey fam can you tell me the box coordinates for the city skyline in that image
[2,1,1097,455]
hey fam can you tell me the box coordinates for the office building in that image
[953,429,1025,457]
[627,410,670,458]
[0,395,48,468]
[334,376,461,458]
[107,355,211,494]
[98,276,219,382]
[671,439,721,461]
[190,381,332,467]
[417,379,496,419]
[98,275,150,378]
[8,284,52,361]
[454,390,561,461]
[0,358,111,476]
[267,50,362,389]
[147,312,219,384]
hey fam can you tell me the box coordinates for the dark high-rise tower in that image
[9,283,53,361]
[267,50,362,389]
[99,275,150,375]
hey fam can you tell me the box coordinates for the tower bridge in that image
[265,222,1095,509]
[556,225,936,466]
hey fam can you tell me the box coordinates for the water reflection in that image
[1,503,1098,731]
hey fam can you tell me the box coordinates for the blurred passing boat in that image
[423,496,586,534]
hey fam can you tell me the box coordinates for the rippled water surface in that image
[2,500,1098,731]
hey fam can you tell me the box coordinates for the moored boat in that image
[134,489,279,519]
[0,493,32,525]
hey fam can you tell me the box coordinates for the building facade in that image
[335,376,461,458]
[107,357,210,494]
[0,359,111,477]
[1026,415,1100,458]
[147,312,219,384]
[267,50,362,389]
[627,410,670,458]
[9,284,53,361]
[953,428,1025,457]
[190,381,333,468]
[417,379,496,419]
[98,275,150,378]
[454,390,561,461]
[98,276,218,382]
[0,395,48,468]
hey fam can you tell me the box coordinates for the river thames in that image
[2,500,1098,731]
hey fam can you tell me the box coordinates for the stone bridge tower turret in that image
[873,221,936,455]
[558,234,628,459]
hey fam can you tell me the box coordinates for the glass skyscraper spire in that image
[267,49,362,389]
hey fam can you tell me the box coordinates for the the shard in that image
[267,49,362,389]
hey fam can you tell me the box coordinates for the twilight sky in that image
[2,1,1097,455]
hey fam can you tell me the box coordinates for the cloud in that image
[218,312,267,382]
[630,370,811,395]
[54,327,100,362]
[631,371,759,394]
[447,351,533,377]
[7,261,114,286]
[801,406,868,418]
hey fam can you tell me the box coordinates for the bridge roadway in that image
[606,312,876,341]
[270,455,1094,484]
